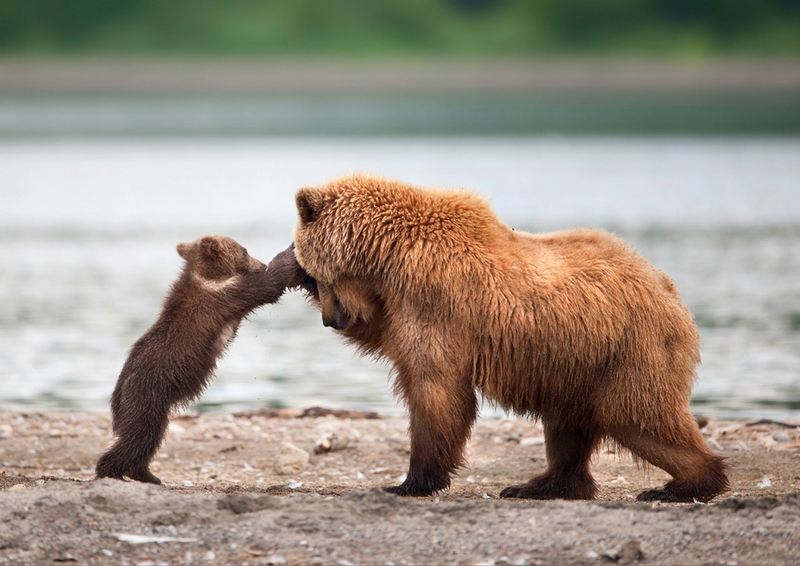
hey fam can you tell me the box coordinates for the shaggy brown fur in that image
[293,174,729,502]
[96,237,304,484]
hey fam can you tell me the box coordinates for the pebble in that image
[601,540,643,564]
[274,441,310,475]
[314,431,351,454]
[772,431,790,442]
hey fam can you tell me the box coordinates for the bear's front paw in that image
[383,484,433,497]
[383,474,448,497]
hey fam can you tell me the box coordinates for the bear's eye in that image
[241,247,249,257]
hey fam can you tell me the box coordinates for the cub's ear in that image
[199,236,223,260]
[176,242,192,259]
[296,187,324,224]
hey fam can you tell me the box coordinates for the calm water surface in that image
[1,137,798,418]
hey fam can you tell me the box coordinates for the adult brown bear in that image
[293,174,728,502]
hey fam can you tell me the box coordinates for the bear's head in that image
[294,176,406,330]
[294,174,495,332]
[176,235,265,283]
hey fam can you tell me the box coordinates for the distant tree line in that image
[1,0,798,55]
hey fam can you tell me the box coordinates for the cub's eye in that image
[241,248,249,257]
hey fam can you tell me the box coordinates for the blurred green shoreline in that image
[2,58,799,135]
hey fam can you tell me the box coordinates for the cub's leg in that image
[500,422,600,500]
[611,414,728,502]
[385,371,478,497]
[96,394,170,485]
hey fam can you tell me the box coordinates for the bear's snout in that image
[322,300,352,330]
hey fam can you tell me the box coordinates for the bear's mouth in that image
[323,299,353,331]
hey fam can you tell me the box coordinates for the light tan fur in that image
[294,174,728,501]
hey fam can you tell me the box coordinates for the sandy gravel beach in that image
[1,409,799,565]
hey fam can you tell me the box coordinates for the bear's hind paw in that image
[500,474,597,500]
[500,483,560,500]
[635,487,715,503]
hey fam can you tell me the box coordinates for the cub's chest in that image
[214,322,240,356]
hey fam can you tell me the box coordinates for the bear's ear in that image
[176,242,192,260]
[199,236,224,260]
[296,187,324,225]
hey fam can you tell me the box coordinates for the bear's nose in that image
[322,301,352,330]
[322,313,337,329]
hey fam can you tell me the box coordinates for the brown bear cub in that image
[293,174,729,502]
[96,236,304,484]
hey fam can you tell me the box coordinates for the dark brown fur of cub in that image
[95,236,304,484]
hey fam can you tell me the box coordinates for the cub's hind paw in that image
[126,468,162,485]
[95,471,125,481]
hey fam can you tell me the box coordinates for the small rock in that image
[772,431,790,442]
[601,541,643,564]
[274,442,310,475]
[757,477,772,489]
[167,422,186,436]
[758,435,777,449]
[520,437,545,447]
[314,432,351,454]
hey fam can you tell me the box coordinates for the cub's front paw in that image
[268,245,307,289]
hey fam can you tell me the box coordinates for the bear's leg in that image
[385,378,478,497]
[96,401,168,485]
[500,422,600,500]
[612,417,728,502]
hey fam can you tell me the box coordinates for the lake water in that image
[1,137,799,419]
